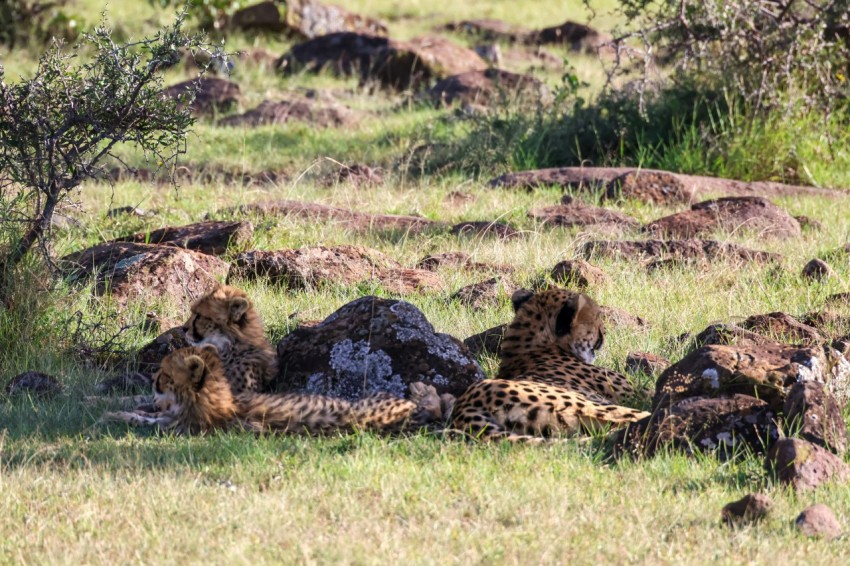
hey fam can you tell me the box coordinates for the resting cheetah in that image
[102,346,444,435]
[182,285,277,393]
[450,288,649,442]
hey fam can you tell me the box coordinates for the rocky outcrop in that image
[231,0,388,37]
[161,77,240,116]
[424,69,550,107]
[274,296,485,398]
[549,259,608,289]
[766,438,850,491]
[530,201,639,233]
[218,97,360,128]
[581,239,781,266]
[62,243,229,308]
[783,381,848,455]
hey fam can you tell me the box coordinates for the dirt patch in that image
[605,170,694,205]
[451,276,516,310]
[450,221,519,240]
[644,197,801,239]
[415,251,512,274]
[106,165,287,187]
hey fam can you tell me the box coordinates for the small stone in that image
[766,438,850,491]
[795,504,842,539]
[550,259,608,289]
[625,352,670,376]
[451,277,515,310]
[802,258,836,282]
[4,371,63,398]
[721,493,773,526]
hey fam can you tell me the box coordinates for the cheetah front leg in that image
[99,410,172,428]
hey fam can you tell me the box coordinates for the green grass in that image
[3,0,850,563]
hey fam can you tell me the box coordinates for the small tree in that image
[0,10,224,282]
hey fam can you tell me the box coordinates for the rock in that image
[784,381,848,455]
[229,246,444,294]
[826,292,850,307]
[528,20,611,54]
[332,164,383,187]
[644,197,801,239]
[451,277,515,309]
[136,326,190,374]
[218,97,360,128]
[274,296,484,398]
[450,220,519,240]
[424,69,550,107]
[415,252,511,273]
[690,323,781,349]
[62,243,229,308]
[722,493,774,526]
[802,258,835,282]
[94,372,152,395]
[441,19,532,43]
[581,239,781,266]
[616,394,778,459]
[378,268,447,294]
[625,352,670,376]
[444,191,476,206]
[161,77,240,116]
[605,170,694,205]
[488,167,842,199]
[463,324,507,357]
[114,220,253,256]
[795,504,842,539]
[277,32,391,76]
[766,438,850,491]
[230,1,286,32]
[530,201,639,233]
[371,36,489,91]
[601,306,648,330]
[4,371,63,398]
[106,206,155,218]
[223,199,439,234]
[232,0,387,37]
[228,246,397,288]
[739,312,823,345]
[550,259,608,289]
[279,33,487,91]
[653,343,850,410]
[795,215,822,231]
[472,44,502,66]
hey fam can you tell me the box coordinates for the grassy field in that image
[2,0,850,563]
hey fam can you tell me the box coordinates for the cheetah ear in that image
[510,289,534,312]
[555,294,583,336]
[185,355,207,390]
[228,297,250,323]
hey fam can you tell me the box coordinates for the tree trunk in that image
[1,188,60,276]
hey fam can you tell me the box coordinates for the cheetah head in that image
[182,286,265,354]
[153,345,224,411]
[507,287,605,363]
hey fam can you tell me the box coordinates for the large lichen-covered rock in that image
[274,296,484,399]
[231,0,388,38]
[653,343,850,411]
[615,394,779,459]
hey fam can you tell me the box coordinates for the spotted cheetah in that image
[182,285,277,393]
[450,288,650,442]
[102,346,444,435]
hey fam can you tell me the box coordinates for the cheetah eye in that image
[594,331,604,351]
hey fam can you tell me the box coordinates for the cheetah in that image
[450,288,650,442]
[102,346,444,436]
[182,285,277,393]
